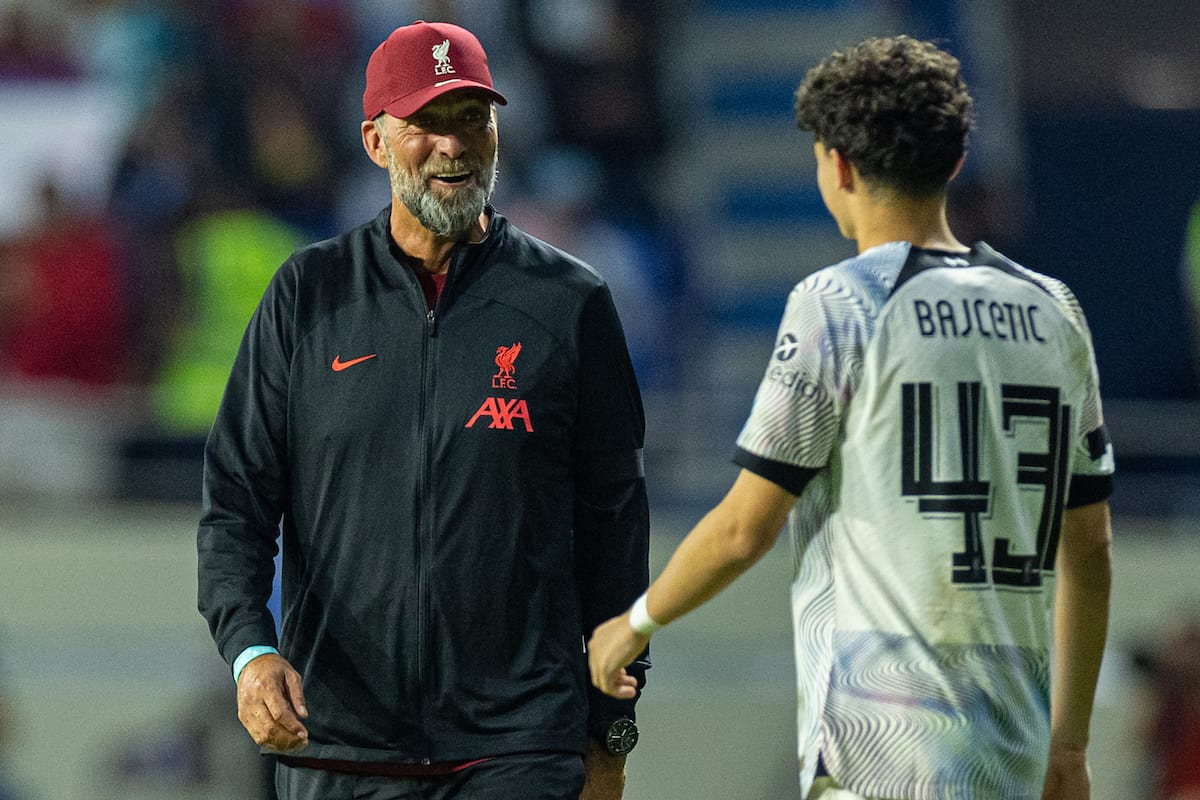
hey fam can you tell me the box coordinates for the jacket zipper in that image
[416,296,437,765]
[413,248,459,763]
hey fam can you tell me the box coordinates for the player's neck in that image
[852,194,966,254]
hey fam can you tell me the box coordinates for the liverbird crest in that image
[432,39,454,75]
[494,343,522,378]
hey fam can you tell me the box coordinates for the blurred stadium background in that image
[1,0,1198,798]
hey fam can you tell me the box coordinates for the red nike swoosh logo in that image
[331,353,378,371]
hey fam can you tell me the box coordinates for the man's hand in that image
[1041,740,1090,800]
[236,653,310,752]
[580,737,626,800]
[588,613,648,699]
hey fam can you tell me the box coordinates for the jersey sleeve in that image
[1023,270,1116,508]
[1064,293,1115,507]
[734,270,867,494]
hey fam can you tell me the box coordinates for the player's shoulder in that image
[973,243,1090,328]
[815,241,910,283]
[790,241,911,308]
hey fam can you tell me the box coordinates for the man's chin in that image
[434,196,486,221]
[418,208,485,238]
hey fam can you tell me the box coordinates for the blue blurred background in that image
[1,0,1198,798]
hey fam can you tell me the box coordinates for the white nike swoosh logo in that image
[434,79,463,87]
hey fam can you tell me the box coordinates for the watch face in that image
[605,717,639,755]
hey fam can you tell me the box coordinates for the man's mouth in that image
[430,169,472,186]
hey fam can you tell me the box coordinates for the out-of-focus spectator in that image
[0,179,131,499]
[239,72,341,239]
[514,0,670,220]
[151,185,308,436]
[0,180,127,387]
[106,75,205,388]
[1134,614,1200,800]
[114,172,306,502]
[217,0,357,239]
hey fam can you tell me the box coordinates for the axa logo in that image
[432,39,455,76]
[493,342,521,389]
[465,397,533,432]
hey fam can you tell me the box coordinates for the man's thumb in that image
[284,668,308,718]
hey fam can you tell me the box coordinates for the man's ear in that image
[361,118,389,169]
[831,148,856,191]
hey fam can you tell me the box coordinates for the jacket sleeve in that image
[572,283,651,729]
[197,268,294,671]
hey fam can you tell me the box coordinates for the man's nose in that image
[431,130,467,159]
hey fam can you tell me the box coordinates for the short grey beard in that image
[386,147,498,238]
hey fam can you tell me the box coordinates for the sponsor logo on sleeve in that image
[773,333,798,362]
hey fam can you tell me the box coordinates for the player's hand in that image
[1040,740,1090,800]
[580,737,626,800]
[587,613,648,699]
[236,653,310,752]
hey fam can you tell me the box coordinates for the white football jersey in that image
[734,241,1115,800]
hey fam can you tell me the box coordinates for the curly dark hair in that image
[794,36,974,197]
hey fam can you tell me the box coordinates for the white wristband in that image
[628,592,663,636]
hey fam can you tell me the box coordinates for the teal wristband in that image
[233,645,279,684]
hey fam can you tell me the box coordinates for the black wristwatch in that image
[598,716,639,756]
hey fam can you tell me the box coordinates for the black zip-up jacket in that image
[198,207,650,763]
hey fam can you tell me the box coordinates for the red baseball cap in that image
[363,20,508,120]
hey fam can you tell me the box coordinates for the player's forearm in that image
[1050,502,1112,749]
[1051,574,1108,748]
[645,509,759,625]
[645,471,792,626]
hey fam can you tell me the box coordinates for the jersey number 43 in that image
[900,381,1072,589]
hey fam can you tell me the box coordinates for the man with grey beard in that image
[371,91,498,242]
[197,20,650,800]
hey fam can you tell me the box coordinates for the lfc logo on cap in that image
[432,39,455,76]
